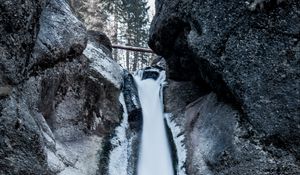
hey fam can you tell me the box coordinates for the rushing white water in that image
[134,69,174,175]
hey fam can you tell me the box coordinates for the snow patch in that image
[57,136,102,175]
[92,111,102,131]
[108,93,129,175]
[46,148,66,173]
[165,113,187,175]
[43,131,56,146]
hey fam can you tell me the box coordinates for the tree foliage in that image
[69,0,155,71]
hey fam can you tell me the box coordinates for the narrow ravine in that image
[134,68,174,175]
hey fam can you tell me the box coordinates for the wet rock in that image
[151,56,167,69]
[123,71,142,131]
[140,67,162,80]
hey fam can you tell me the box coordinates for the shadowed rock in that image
[151,0,300,174]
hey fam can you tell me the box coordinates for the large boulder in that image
[0,0,123,174]
[0,1,48,174]
[150,0,300,174]
[30,0,87,70]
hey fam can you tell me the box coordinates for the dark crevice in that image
[28,53,77,78]
[149,16,191,56]
[97,133,115,175]
[39,76,62,130]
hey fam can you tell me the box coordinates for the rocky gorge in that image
[0,0,299,175]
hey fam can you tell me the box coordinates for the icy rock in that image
[84,41,123,89]
[31,0,87,68]
[46,148,66,173]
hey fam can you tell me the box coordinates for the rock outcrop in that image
[150,0,300,174]
[0,0,123,174]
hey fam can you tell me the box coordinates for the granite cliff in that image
[0,0,123,174]
[150,0,300,174]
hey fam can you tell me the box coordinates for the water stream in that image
[134,68,174,175]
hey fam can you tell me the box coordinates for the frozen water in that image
[108,93,129,175]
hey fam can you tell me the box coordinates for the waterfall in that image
[134,68,174,175]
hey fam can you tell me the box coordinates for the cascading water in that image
[134,68,174,175]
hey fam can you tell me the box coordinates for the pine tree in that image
[69,0,109,31]
[120,0,150,71]
[70,0,152,71]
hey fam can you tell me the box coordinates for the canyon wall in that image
[0,0,123,174]
[151,0,300,174]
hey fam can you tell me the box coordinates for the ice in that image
[108,93,129,175]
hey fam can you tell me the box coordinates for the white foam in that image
[134,70,174,175]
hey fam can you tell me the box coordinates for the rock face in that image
[0,0,123,174]
[0,0,44,85]
[150,0,300,174]
[30,0,87,70]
